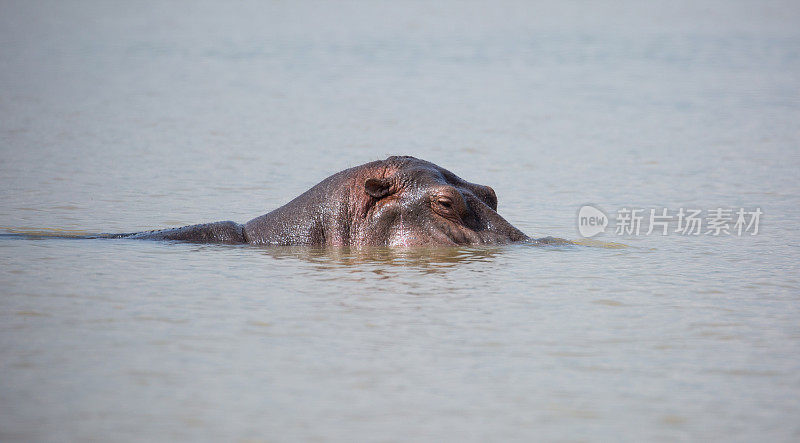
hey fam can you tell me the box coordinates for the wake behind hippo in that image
[112,156,559,247]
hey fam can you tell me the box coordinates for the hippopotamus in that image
[117,156,544,247]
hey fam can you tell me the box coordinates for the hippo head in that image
[120,155,546,247]
[354,156,529,247]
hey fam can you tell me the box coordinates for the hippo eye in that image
[433,196,462,221]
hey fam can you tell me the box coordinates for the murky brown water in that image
[2,0,799,441]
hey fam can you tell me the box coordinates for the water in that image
[2,0,800,441]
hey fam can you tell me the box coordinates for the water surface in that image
[1,0,799,441]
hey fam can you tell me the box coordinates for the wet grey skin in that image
[119,156,559,247]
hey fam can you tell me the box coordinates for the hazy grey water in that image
[2,0,800,441]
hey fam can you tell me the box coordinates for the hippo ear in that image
[364,178,392,199]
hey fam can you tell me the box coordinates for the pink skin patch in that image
[388,228,413,247]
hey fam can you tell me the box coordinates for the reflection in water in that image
[256,244,506,271]
[2,228,589,270]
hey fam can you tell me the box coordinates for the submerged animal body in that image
[119,156,542,247]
